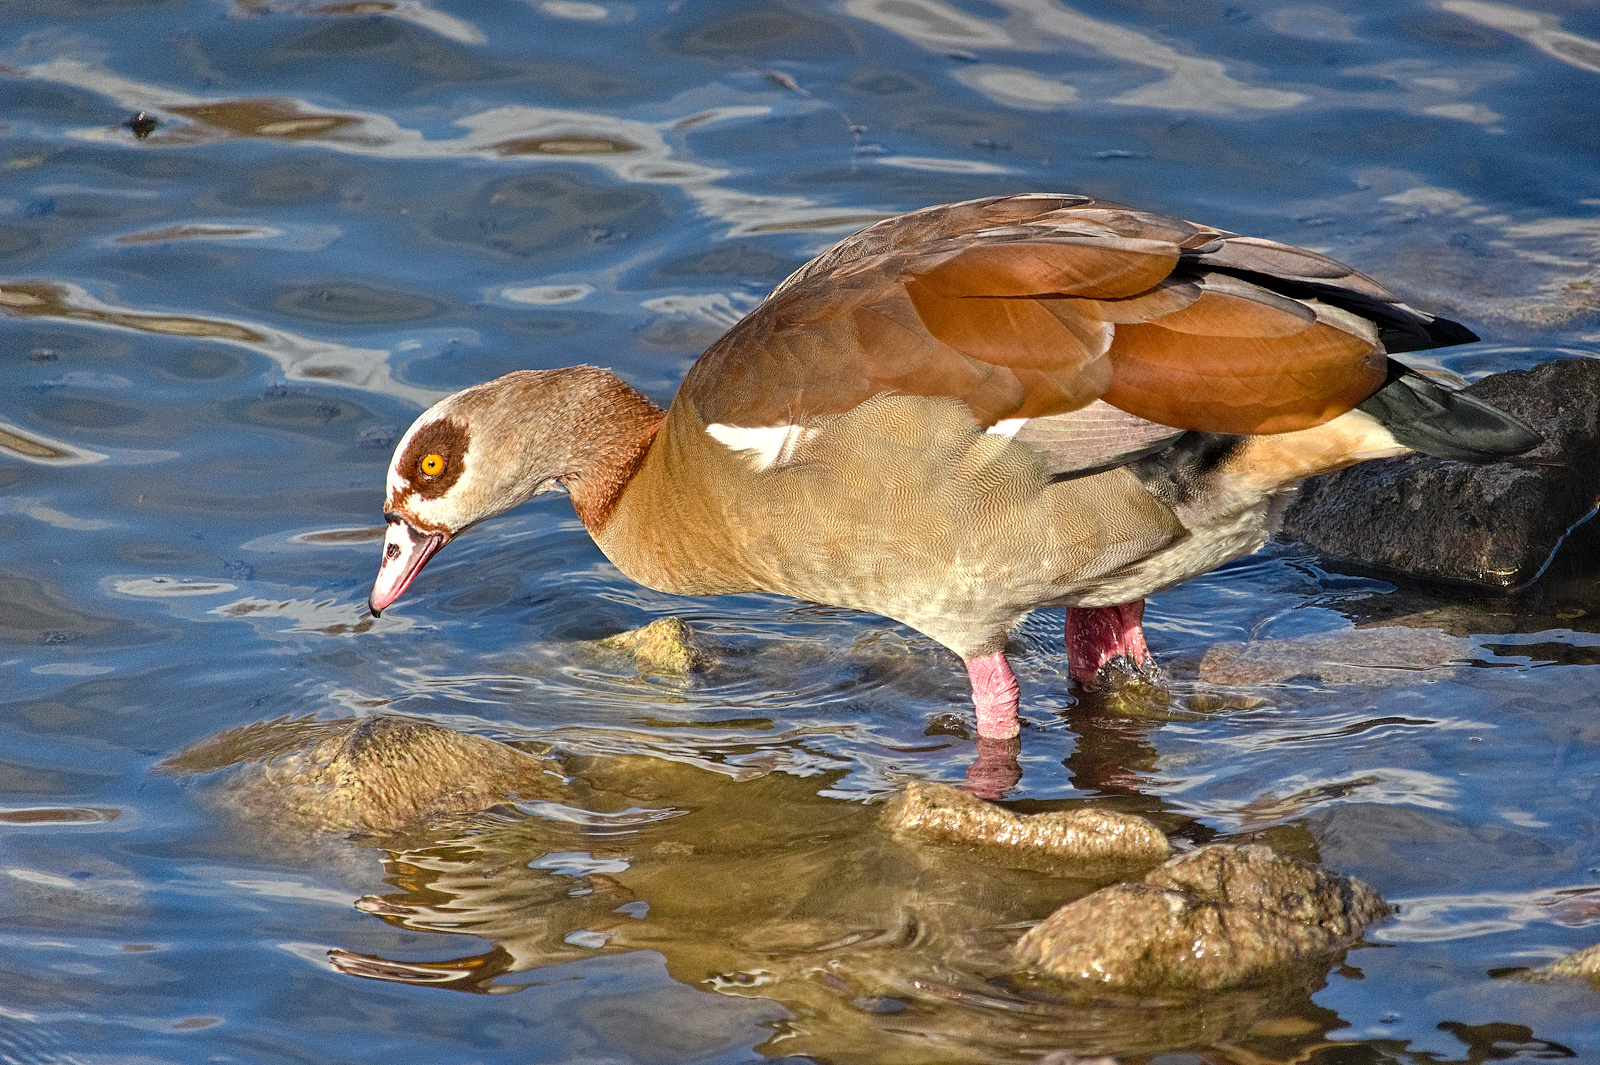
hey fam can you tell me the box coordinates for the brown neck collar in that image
[565,379,666,532]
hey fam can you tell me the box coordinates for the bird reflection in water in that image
[173,714,1408,1064]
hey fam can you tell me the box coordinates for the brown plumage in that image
[369,194,1537,783]
[683,194,1392,435]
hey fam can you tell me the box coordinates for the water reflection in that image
[234,0,490,47]
[0,805,119,824]
[0,420,105,465]
[1060,698,1163,798]
[0,278,438,405]
[18,59,866,237]
[174,708,1600,1063]
[1443,0,1600,76]
[115,222,338,250]
[1383,886,1600,943]
[850,0,1307,113]
[186,719,1355,1062]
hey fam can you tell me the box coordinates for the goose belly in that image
[1069,488,1294,607]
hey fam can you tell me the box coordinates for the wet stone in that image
[1283,358,1600,588]
[885,781,1171,872]
[183,715,564,835]
[171,716,1362,1057]
[1198,626,1475,686]
[596,616,712,676]
[1512,942,1600,987]
[1015,844,1391,992]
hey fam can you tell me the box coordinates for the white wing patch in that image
[706,422,818,471]
[986,417,1027,438]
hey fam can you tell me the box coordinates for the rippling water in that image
[4,1,1600,1061]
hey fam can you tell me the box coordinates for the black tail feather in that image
[1358,360,1543,462]
[1185,265,1481,354]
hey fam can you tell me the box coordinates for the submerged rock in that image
[596,615,711,675]
[885,781,1171,872]
[1543,943,1600,982]
[1507,942,1600,988]
[172,715,564,836]
[1198,627,1475,687]
[1015,844,1391,992]
[175,716,1380,1060]
[1282,358,1600,588]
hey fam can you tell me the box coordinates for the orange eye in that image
[419,453,445,478]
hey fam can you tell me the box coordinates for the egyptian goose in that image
[369,194,1537,744]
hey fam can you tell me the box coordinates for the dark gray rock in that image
[1282,357,1600,588]
[1015,844,1391,992]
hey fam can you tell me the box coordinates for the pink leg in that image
[963,651,1023,798]
[965,650,1021,739]
[1065,601,1154,686]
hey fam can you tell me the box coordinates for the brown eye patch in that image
[397,417,468,499]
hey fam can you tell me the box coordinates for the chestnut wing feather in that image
[682,194,1471,449]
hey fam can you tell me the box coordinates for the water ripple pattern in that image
[1,0,1599,1062]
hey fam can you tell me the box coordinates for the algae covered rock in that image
[1543,942,1600,983]
[169,716,1375,1060]
[170,715,564,836]
[596,616,711,675]
[1016,843,1391,992]
[1508,942,1600,988]
[885,781,1171,872]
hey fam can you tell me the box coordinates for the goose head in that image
[369,367,663,614]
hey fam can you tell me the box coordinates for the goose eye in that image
[419,453,446,478]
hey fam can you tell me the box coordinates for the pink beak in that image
[369,517,448,615]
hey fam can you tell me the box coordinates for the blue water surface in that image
[3,0,1600,1061]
